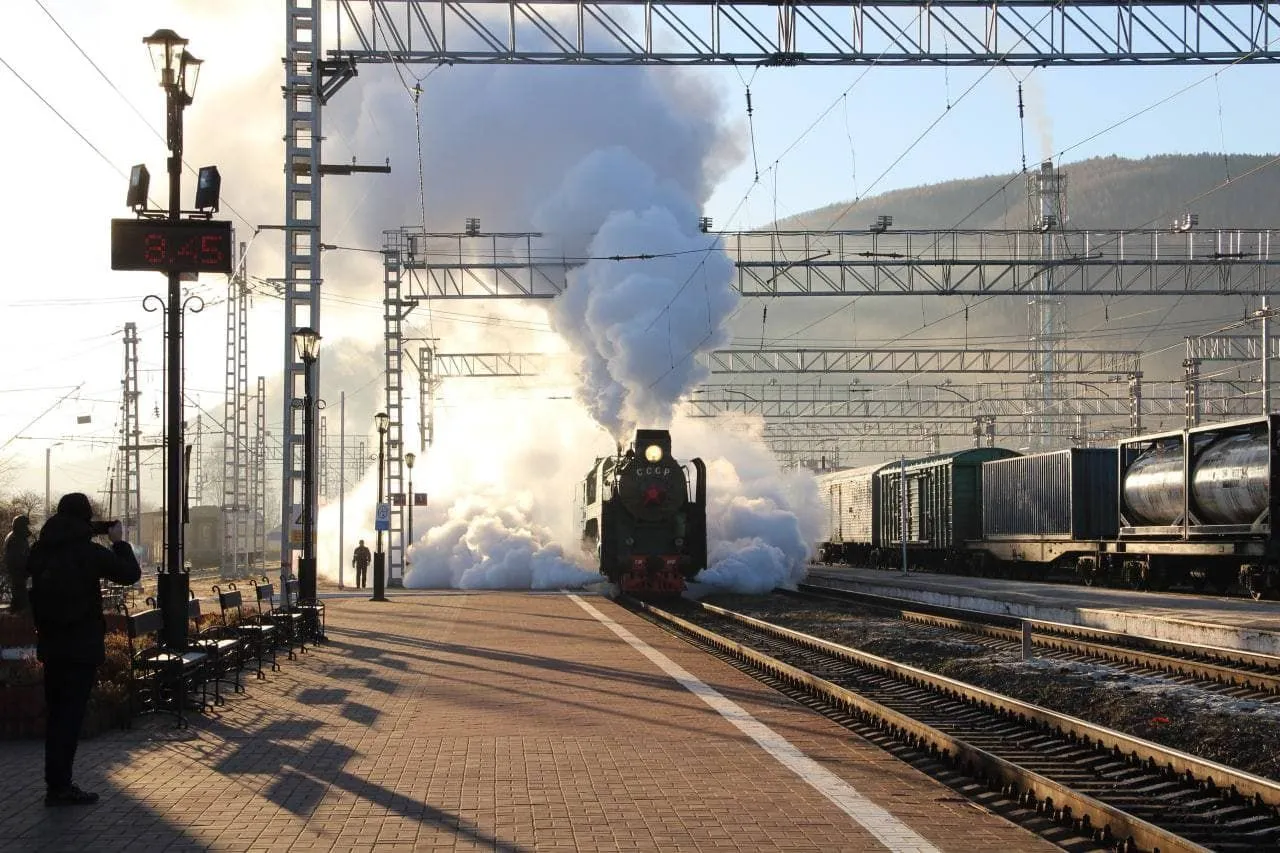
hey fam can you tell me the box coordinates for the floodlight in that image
[127,164,150,210]
[195,166,221,211]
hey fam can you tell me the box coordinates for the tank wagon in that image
[578,428,707,596]
[813,415,1280,598]
[1104,415,1280,597]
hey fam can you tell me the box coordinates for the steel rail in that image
[636,597,1280,851]
[794,581,1280,694]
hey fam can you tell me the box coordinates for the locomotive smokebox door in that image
[618,430,688,522]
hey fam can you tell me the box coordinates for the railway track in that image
[794,580,1280,700]
[633,597,1280,853]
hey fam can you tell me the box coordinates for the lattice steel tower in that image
[1026,160,1068,449]
[119,322,142,541]
[222,249,252,578]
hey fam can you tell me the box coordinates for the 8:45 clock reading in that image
[110,219,233,274]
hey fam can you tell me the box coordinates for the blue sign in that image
[375,502,390,531]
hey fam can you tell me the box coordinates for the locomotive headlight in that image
[644,444,663,463]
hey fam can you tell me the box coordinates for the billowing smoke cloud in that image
[537,148,739,438]
[676,416,823,595]
[403,493,599,590]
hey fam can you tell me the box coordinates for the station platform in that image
[810,565,1280,656]
[0,591,1053,852]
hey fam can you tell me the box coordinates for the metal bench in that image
[285,578,326,644]
[255,579,302,660]
[186,595,246,705]
[124,605,209,728]
[214,584,279,678]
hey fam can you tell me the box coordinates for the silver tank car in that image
[1123,432,1270,526]
[1191,432,1270,525]
[1122,441,1184,526]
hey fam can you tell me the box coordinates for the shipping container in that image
[983,448,1118,540]
[877,448,1019,552]
[815,463,886,548]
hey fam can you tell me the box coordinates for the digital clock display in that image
[111,219,233,274]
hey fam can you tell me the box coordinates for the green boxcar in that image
[876,448,1019,558]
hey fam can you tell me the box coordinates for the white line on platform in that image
[570,594,944,853]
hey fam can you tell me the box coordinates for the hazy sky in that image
[2,0,1277,502]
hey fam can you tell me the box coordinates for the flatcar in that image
[814,415,1280,599]
[578,428,707,596]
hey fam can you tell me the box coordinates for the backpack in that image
[28,544,98,629]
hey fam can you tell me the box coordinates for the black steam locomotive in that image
[817,415,1280,599]
[578,429,707,596]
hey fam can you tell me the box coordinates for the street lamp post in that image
[372,412,389,602]
[293,327,321,605]
[403,452,416,571]
[144,28,201,650]
[44,442,63,522]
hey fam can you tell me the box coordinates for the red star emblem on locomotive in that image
[643,484,665,505]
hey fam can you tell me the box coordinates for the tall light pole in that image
[144,28,201,650]
[372,412,389,602]
[403,451,416,573]
[44,442,63,521]
[293,327,321,604]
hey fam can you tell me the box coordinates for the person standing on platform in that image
[28,493,141,807]
[352,539,371,589]
[4,514,32,613]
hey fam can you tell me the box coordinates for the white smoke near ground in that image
[397,379,610,590]
[403,494,599,590]
[675,416,823,595]
[537,148,739,439]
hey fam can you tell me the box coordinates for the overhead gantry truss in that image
[387,227,1280,297]
[702,347,1140,375]
[1184,333,1280,361]
[334,1,1280,66]
[428,347,1141,377]
[687,382,1253,419]
[761,420,1137,441]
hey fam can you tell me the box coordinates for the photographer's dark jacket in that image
[29,515,141,665]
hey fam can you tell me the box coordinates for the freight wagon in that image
[970,448,1118,579]
[815,462,887,565]
[1103,414,1280,596]
[875,448,1019,568]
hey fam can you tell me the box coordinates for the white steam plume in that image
[536,147,739,439]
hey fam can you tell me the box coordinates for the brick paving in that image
[0,592,1057,852]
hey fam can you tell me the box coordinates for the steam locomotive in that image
[578,428,707,596]
[816,415,1280,599]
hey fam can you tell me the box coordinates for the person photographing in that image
[29,493,141,807]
